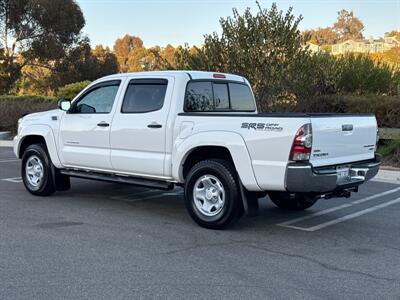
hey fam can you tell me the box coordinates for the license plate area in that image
[337,165,351,184]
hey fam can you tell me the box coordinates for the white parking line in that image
[0,159,19,163]
[2,177,22,183]
[283,197,400,232]
[277,187,400,228]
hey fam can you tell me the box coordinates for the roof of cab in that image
[99,70,246,83]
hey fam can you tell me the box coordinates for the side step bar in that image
[60,169,174,190]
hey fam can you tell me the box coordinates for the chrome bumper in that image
[285,154,381,193]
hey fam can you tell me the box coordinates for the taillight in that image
[290,123,312,161]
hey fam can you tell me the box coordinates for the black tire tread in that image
[21,143,56,196]
[184,159,243,229]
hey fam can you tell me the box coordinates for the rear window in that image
[185,82,214,111]
[213,83,230,110]
[229,83,255,111]
[184,81,255,112]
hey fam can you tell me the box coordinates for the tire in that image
[184,159,244,229]
[21,143,56,196]
[269,192,319,211]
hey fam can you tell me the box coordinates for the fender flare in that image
[17,124,62,168]
[173,131,261,191]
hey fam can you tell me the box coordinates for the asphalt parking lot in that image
[1,147,400,299]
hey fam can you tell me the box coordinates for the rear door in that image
[110,76,174,177]
[310,115,377,167]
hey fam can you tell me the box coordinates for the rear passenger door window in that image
[122,79,167,113]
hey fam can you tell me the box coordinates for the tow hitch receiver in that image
[322,186,358,200]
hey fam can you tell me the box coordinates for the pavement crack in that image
[163,239,251,255]
[35,221,84,229]
[246,244,398,283]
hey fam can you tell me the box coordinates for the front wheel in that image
[22,144,56,196]
[269,192,319,210]
[184,159,244,229]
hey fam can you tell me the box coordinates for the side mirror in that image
[58,99,71,111]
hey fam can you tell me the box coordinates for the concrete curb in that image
[373,169,400,185]
[0,131,11,140]
[0,140,13,147]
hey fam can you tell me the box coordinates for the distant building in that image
[302,42,321,53]
[331,34,399,55]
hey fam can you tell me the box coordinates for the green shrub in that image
[293,53,397,99]
[377,140,400,157]
[56,80,91,100]
[378,140,400,167]
[0,96,57,133]
[0,95,56,102]
[338,54,394,95]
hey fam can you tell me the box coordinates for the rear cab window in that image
[184,80,256,112]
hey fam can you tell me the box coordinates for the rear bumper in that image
[285,154,381,193]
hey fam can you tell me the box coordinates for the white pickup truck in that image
[14,71,380,229]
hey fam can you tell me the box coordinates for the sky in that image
[76,0,400,48]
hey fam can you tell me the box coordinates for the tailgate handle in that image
[342,124,353,131]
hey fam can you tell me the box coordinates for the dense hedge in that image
[0,96,57,133]
[269,95,400,128]
[56,80,91,100]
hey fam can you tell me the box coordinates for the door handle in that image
[147,122,162,129]
[97,122,110,127]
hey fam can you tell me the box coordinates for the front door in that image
[59,80,123,171]
[110,77,174,177]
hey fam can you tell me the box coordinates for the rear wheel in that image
[269,192,319,210]
[184,159,243,229]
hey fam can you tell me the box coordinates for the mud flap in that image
[51,165,71,191]
[239,180,260,217]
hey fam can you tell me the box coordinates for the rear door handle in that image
[147,122,162,129]
[97,122,110,127]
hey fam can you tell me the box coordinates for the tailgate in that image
[310,115,377,167]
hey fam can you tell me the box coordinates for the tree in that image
[15,64,52,95]
[126,46,150,72]
[50,39,118,89]
[92,45,119,76]
[303,27,339,45]
[175,2,311,108]
[333,9,364,41]
[161,44,177,68]
[113,34,144,72]
[386,31,400,40]
[0,0,85,93]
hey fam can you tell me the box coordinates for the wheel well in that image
[18,135,46,158]
[182,146,235,179]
